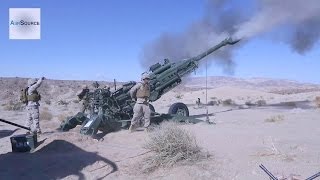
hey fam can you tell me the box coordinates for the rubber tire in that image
[149,104,155,113]
[168,102,189,117]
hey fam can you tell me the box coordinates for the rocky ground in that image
[0,76,319,180]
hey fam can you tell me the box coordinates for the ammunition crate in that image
[10,134,37,152]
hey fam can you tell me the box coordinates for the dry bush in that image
[315,96,320,108]
[222,98,234,106]
[207,101,215,106]
[208,97,221,106]
[175,94,183,99]
[245,100,255,106]
[265,114,285,123]
[141,122,208,173]
[40,110,53,120]
[207,100,220,106]
[281,101,296,107]
[256,99,267,106]
[57,100,69,106]
[3,101,25,111]
[44,100,51,105]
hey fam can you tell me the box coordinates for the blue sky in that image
[1,0,319,84]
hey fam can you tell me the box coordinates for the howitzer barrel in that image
[259,164,278,180]
[0,118,31,131]
[306,172,320,180]
[193,37,240,62]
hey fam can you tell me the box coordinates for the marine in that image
[25,77,45,134]
[129,72,151,132]
[92,81,100,89]
[77,85,90,113]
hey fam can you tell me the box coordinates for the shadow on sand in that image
[0,128,19,139]
[0,139,118,180]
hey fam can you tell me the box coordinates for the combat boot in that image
[144,126,151,132]
[36,129,42,135]
[129,125,135,133]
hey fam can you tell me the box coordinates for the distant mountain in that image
[183,76,320,94]
[1,76,319,104]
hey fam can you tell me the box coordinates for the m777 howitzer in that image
[59,37,240,136]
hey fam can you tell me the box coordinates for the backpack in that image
[20,87,29,104]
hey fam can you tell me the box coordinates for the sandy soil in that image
[0,77,319,180]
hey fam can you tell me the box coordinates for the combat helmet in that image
[92,81,100,88]
[141,72,150,80]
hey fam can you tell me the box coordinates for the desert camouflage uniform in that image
[77,85,90,113]
[129,74,151,131]
[26,78,44,133]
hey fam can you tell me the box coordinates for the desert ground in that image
[0,76,319,180]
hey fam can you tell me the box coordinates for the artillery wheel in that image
[168,102,189,117]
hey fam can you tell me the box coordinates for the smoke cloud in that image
[140,0,320,72]
[234,0,320,54]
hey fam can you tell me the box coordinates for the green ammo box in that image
[10,134,38,152]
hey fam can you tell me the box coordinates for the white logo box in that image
[9,8,41,40]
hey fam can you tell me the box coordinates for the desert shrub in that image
[222,98,234,106]
[40,110,53,120]
[256,99,267,106]
[175,94,183,99]
[265,114,284,123]
[207,101,215,106]
[142,122,208,173]
[245,100,255,106]
[207,97,220,106]
[3,101,25,111]
[281,101,296,107]
[315,96,320,108]
[57,100,69,106]
[207,100,219,106]
[44,100,51,105]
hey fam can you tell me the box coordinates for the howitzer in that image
[259,164,278,180]
[59,37,240,136]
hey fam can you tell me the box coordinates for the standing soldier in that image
[129,72,151,132]
[92,81,100,89]
[196,98,201,107]
[25,77,45,134]
[103,85,110,90]
[77,85,90,113]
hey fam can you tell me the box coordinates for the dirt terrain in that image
[0,76,319,180]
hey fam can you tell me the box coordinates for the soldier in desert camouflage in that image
[25,77,45,134]
[77,85,90,113]
[129,72,151,132]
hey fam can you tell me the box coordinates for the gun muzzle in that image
[225,37,241,45]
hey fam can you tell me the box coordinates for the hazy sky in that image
[0,0,319,84]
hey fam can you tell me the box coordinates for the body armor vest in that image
[27,90,41,102]
[136,83,150,98]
